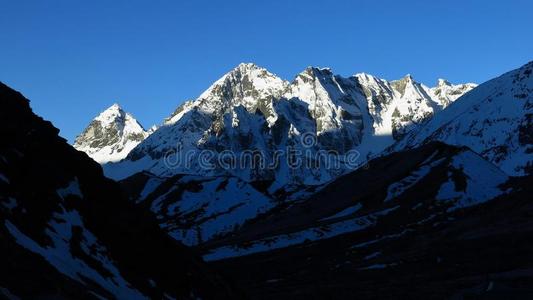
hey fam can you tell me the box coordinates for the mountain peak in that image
[301,66,333,77]
[195,63,287,114]
[437,78,451,87]
[109,102,121,109]
[94,103,127,125]
[225,62,270,77]
[293,67,335,86]
[236,62,260,70]
[103,103,124,114]
[354,72,374,79]
[74,104,150,163]
[402,74,414,82]
[394,60,531,175]
[206,63,283,87]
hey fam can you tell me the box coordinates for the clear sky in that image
[1,0,532,143]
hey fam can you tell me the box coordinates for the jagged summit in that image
[393,61,532,175]
[428,78,477,106]
[299,66,333,76]
[214,62,272,82]
[94,103,125,124]
[235,62,262,71]
[103,63,475,184]
[194,62,288,115]
[401,74,414,81]
[102,102,121,112]
[73,104,151,163]
[437,78,451,86]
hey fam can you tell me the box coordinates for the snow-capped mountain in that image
[392,61,533,175]
[74,103,151,163]
[103,63,475,186]
[428,78,477,106]
[357,73,476,140]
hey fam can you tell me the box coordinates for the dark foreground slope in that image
[0,82,240,299]
[209,143,533,299]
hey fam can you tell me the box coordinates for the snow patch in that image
[436,151,508,210]
[4,208,146,299]
[204,206,399,261]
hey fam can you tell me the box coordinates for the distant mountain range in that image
[71,62,532,250]
[75,63,476,188]
[390,61,533,175]
[2,60,532,299]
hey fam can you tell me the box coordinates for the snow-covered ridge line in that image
[390,60,533,175]
[103,63,476,184]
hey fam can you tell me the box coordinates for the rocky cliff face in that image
[355,73,476,140]
[392,61,533,175]
[103,63,475,187]
[201,142,509,260]
[74,104,151,163]
[429,78,477,106]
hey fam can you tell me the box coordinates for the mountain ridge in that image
[390,60,533,175]
[98,63,476,186]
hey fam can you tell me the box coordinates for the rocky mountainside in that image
[119,172,278,246]
[112,139,533,299]
[212,171,533,299]
[392,61,533,175]
[0,82,240,299]
[198,61,532,298]
[199,142,509,260]
[428,78,477,106]
[118,141,511,252]
[103,63,475,187]
[74,104,152,164]
[356,73,476,140]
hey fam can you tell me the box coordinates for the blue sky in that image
[1,0,532,143]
